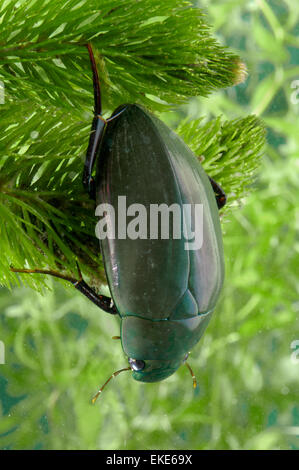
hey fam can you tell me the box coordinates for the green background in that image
[0,0,298,449]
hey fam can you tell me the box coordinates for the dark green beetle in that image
[83,44,226,399]
[11,44,226,401]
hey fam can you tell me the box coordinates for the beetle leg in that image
[10,265,118,315]
[208,176,227,210]
[87,43,101,116]
[83,116,107,199]
[74,278,117,314]
[83,44,107,200]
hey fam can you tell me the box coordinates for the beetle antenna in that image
[91,367,131,404]
[185,362,197,389]
[86,43,102,115]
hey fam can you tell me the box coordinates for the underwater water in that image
[0,0,298,450]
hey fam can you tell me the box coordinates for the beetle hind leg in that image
[208,176,227,210]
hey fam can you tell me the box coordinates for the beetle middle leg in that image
[208,176,227,210]
[10,264,117,315]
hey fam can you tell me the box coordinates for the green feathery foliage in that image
[177,115,265,210]
[1,0,297,452]
[0,0,243,111]
[0,0,264,290]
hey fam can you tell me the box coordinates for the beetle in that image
[11,44,226,402]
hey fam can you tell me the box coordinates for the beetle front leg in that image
[10,265,118,315]
[83,44,107,200]
[208,176,227,210]
[83,116,106,199]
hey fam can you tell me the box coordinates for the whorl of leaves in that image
[0,0,264,289]
[0,0,243,111]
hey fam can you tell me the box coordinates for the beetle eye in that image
[128,358,145,371]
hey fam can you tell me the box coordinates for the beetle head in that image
[128,357,183,383]
[91,353,196,403]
